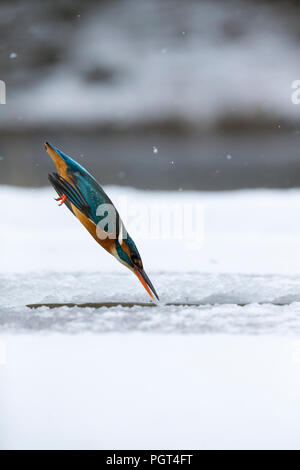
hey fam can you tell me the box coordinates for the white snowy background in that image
[1,185,300,449]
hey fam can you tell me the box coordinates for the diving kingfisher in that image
[45,142,159,301]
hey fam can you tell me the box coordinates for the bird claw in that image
[55,194,67,206]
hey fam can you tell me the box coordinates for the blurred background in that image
[1,0,300,190]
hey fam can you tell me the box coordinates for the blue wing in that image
[48,143,120,228]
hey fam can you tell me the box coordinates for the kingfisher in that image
[45,142,159,301]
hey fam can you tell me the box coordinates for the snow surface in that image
[2,185,300,449]
[2,334,300,450]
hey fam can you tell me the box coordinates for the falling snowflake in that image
[226,154,232,160]
[153,146,158,154]
[117,171,126,180]
[9,52,18,59]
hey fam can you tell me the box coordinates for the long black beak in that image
[134,267,159,302]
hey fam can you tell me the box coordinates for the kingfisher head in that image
[112,234,159,302]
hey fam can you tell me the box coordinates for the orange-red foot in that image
[55,194,67,206]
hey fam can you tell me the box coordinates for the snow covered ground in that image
[2,334,300,450]
[1,185,300,449]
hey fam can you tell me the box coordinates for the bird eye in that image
[131,254,138,264]
[131,253,142,268]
